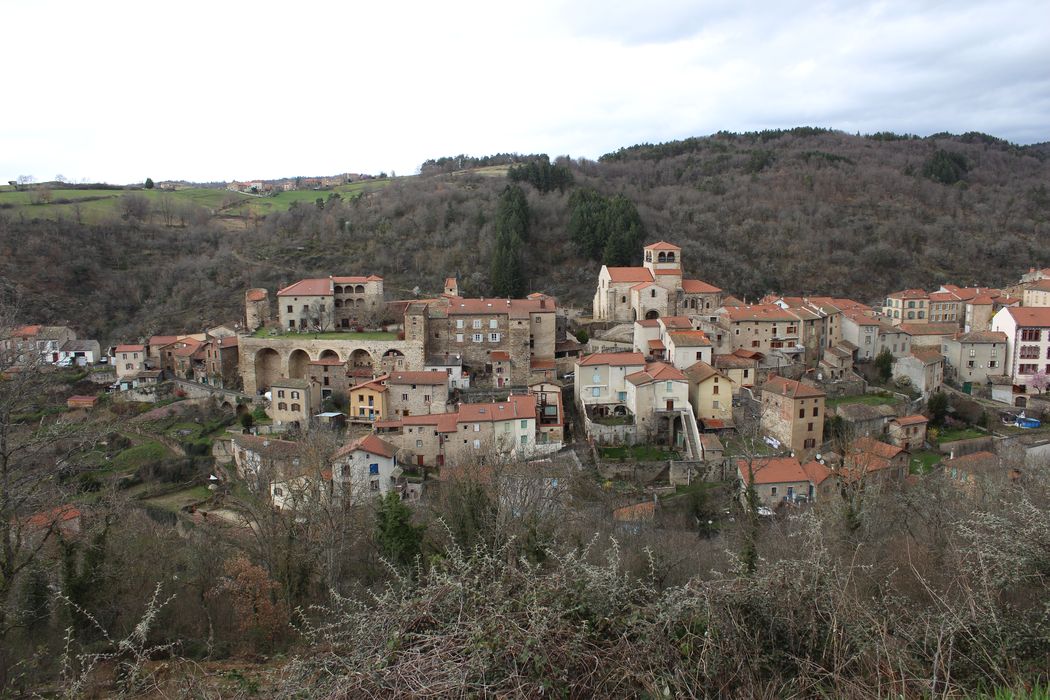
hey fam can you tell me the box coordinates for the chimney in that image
[540,299,546,309]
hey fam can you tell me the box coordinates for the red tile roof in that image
[659,316,694,329]
[852,436,904,461]
[648,339,665,350]
[115,344,145,353]
[683,361,724,383]
[721,304,799,322]
[953,331,1007,343]
[613,500,656,522]
[605,267,654,283]
[626,361,687,386]
[737,457,808,485]
[246,289,267,302]
[277,278,332,296]
[681,279,721,293]
[1004,307,1050,327]
[762,375,825,399]
[910,348,945,364]
[887,288,929,300]
[666,330,711,347]
[530,358,556,370]
[332,275,383,283]
[387,371,448,385]
[892,414,928,427]
[334,434,396,459]
[898,323,959,336]
[25,504,81,529]
[578,352,646,367]
[442,296,556,317]
[645,241,681,250]
[802,460,833,485]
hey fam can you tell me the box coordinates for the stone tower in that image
[245,288,271,332]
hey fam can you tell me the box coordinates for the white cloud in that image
[1,0,1047,183]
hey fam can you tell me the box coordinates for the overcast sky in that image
[3,0,1049,184]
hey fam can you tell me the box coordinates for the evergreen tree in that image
[874,349,894,382]
[490,185,528,297]
[144,177,154,189]
[375,492,425,568]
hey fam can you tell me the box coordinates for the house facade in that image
[991,306,1050,400]
[114,344,146,379]
[277,275,385,331]
[683,361,734,426]
[269,378,312,426]
[332,434,400,502]
[941,331,1007,385]
[760,376,826,453]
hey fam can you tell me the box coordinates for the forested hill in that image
[2,128,1049,342]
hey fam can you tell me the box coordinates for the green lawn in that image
[252,328,398,341]
[910,450,942,474]
[141,485,213,512]
[827,393,898,408]
[111,440,171,473]
[601,445,680,461]
[936,428,986,443]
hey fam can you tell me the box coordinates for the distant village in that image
[6,241,1050,519]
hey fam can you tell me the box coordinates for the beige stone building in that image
[892,349,944,396]
[1023,279,1050,308]
[683,361,734,427]
[664,329,714,370]
[403,294,556,387]
[245,288,271,331]
[883,288,929,325]
[592,241,722,322]
[386,371,450,417]
[713,350,760,390]
[277,275,385,331]
[114,344,146,379]
[737,456,832,507]
[760,376,826,453]
[887,415,928,451]
[269,378,312,426]
[624,362,690,440]
[573,352,647,417]
[941,331,1007,385]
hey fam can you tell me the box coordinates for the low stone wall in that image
[939,436,994,458]
[584,414,638,445]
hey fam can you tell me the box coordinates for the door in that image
[666,400,674,411]
[416,455,424,466]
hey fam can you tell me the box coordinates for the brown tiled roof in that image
[802,460,833,485]
[115,344,145,352]
[681,279,721,293]
[666,330,711,347]
[683,361,724,383]
[1004,307,1050,327]
[530,358,556,370]
[954,331,1007,343]
[714,353,756,369]
[852,436,904,461]
[644,240,681,250]
[246,289,267,302]
[892,414,928,427]
[738,457,807,485]
[660,316,694,329]
[721,304,799,322]
[334,434,396,459]
[898,323,959,336]
[387,371,448,385]
[635,319,660,328]
[277,278,332,296]
[613,500,656,522]
[605,267,654,283]
[887,288,929,300]
[625,362,687,386]
[762,375,825,399]
[441,296,556,318]
[332,275,382,283]
[578,352,646,367]
[910,348,945,364]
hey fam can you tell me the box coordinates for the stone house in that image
[424,353,470,390]
[269,378,312,426]
[713,350,759,390]
[887,415,928,451]
[386,371,450,417]
[624,362,690,441]
[940,331,1007,386]
[892,349,944,396]
[114,344,146,379]
[898,323,959,348]
[844,436,908,486]
[737,456,830,507]
[664,330,714,370]
[1022,279,1050,308]
[529,380,565,446]
[760,376,826,453]
[841,309,881,361]
[683,361,734,427]
[835,403,887,438]
[332,434,401,503]
[574,352,647,419]
[883,288,929,325]
[277,275,385,331]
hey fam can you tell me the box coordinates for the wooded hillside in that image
[2,129,1048,341]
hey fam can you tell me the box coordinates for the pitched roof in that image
[115,344,145,353]
[714,353,757,369]
[737,457,808,485]
[681,279,721,294]
[953,331,1007,343]
[683,361,725,383]
[1004,307,1050,327]
[246,289,267,302]
[909,348,945,364]
[334,434,396,459]
[635,319,660,328]
[892,414,928,427]
[644,240,681,250]
[887,288,929,300]
[387,371,448,385]
[666,330,711,347]
[1027,279,1050,292]
[721,304,799,322]
[852,436,904,461]
[332,275,383,283]
[272,377,311,389]
[440,296,556,318]
[605,267,654,283]
[761,375,825,399]
[455,394,537,423]
[613,500,656,522]
[802,460,833,485]
[578,352,646,367]
[625,362,687,386]
[898,323,959,336]
[659,316,694,330]
[277,278,332,296]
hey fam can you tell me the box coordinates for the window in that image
[424,394,431,403]
[618,391,626,401]
[969,348,977,358]
[277,390,285,398]
[286,305,292,313]
[473,439,481,449]
[804,439,815,449]
[416,440,423,448]
[122,353,128,360]
[907,311,915,319]
[799,408,805,419]
[666,381,673,392]
[489,319,498,329]
[989,360,998,369]
[1020,364,1039,374]
[713,385,719,395]
[369,463,379,475]
[278,402,288,410]
[651,289,656,298]
[1021,329,1041,342]
[370,480,379,492]
[771,486,778,496]
[807,422,814,431]
[743,369,749,378]
[473,334,483,343]
[751,340,759,348]
[591,387,600,397]
[291,391,300,400]
[302,305,309,312]
[812,407,819,417]
[489,333,500,342]
[472,319,482,329]
[401,393,408,401]
[713,400,719,409]
[520,434,528,446]
[1020,345,1040,359]
[473,424,480,432]
[520,419,528,428]
[274,487,283,497]
[967,360,975,368]
[291,403,300,412]
[456,333,464,343]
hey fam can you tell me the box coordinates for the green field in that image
[252,328,398,341]
[909,450,942,474]
[936,427,987,443]
[111,440,171,473]
[0,178,392,224]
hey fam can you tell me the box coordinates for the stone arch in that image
[666,251,675,263]
[334,284,344,294]
[349,348,375,372]
[319,348,341,362]
[355,284,365,293]
[1014,395,1028,408]
[645,309,660,320]
[220,400,233,411]
[658,252,667,263]
[354,298,364,308]
[288,349,310,379]
[254,348,281,392]
[380,348,405,373]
